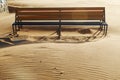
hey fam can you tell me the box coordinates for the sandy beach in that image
[0,0,120,80]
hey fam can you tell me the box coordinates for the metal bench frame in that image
[12,7,108,39]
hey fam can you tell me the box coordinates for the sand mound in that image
[78,29,92,34]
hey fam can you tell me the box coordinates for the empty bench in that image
[12,7,108,39]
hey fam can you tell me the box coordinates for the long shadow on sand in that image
[0,27,106,48]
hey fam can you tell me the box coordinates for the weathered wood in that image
[17,15,60,20]
[15,7,105,21]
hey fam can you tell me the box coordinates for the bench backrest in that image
[15,7,105,22]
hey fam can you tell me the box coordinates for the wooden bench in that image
[12,7,108,39]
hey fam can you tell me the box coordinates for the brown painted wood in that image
[15,7,105,21]
[16,15,60,20]
[17,12,60,15]
[15,7,105,10]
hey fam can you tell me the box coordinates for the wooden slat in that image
[61,15,104,20]
[60,7,104,10]
[17,15,103,20]
[15,8,60,11]
[17,10,59,12]
[61,10,104,12]
[17,12,60,15]
[61,12,103,16]
[17,15,59,20]
[15,7,105,10]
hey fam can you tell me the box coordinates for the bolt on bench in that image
[12,7,108,39]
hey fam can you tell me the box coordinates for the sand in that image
[0,0,120,80]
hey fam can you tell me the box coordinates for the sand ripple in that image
[0,43,119,80]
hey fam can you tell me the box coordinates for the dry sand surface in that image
[0,0,120,80]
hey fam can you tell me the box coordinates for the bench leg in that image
[20,24,23,29]
[20,20,23,29]
[12,24,18,37]
[17,20,21,31]
[15,24,17,33]
[98,24,104,37]
[57,24,61,39]
[18,24,21,31]
[105,24,108,36]
[17,24,23,31]
[18,20,23,30]
[102,24,107,37]
[12,24,15,35]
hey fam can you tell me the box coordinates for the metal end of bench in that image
[12,23,19,37]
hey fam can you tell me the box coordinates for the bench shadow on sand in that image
[0,27,106,48]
